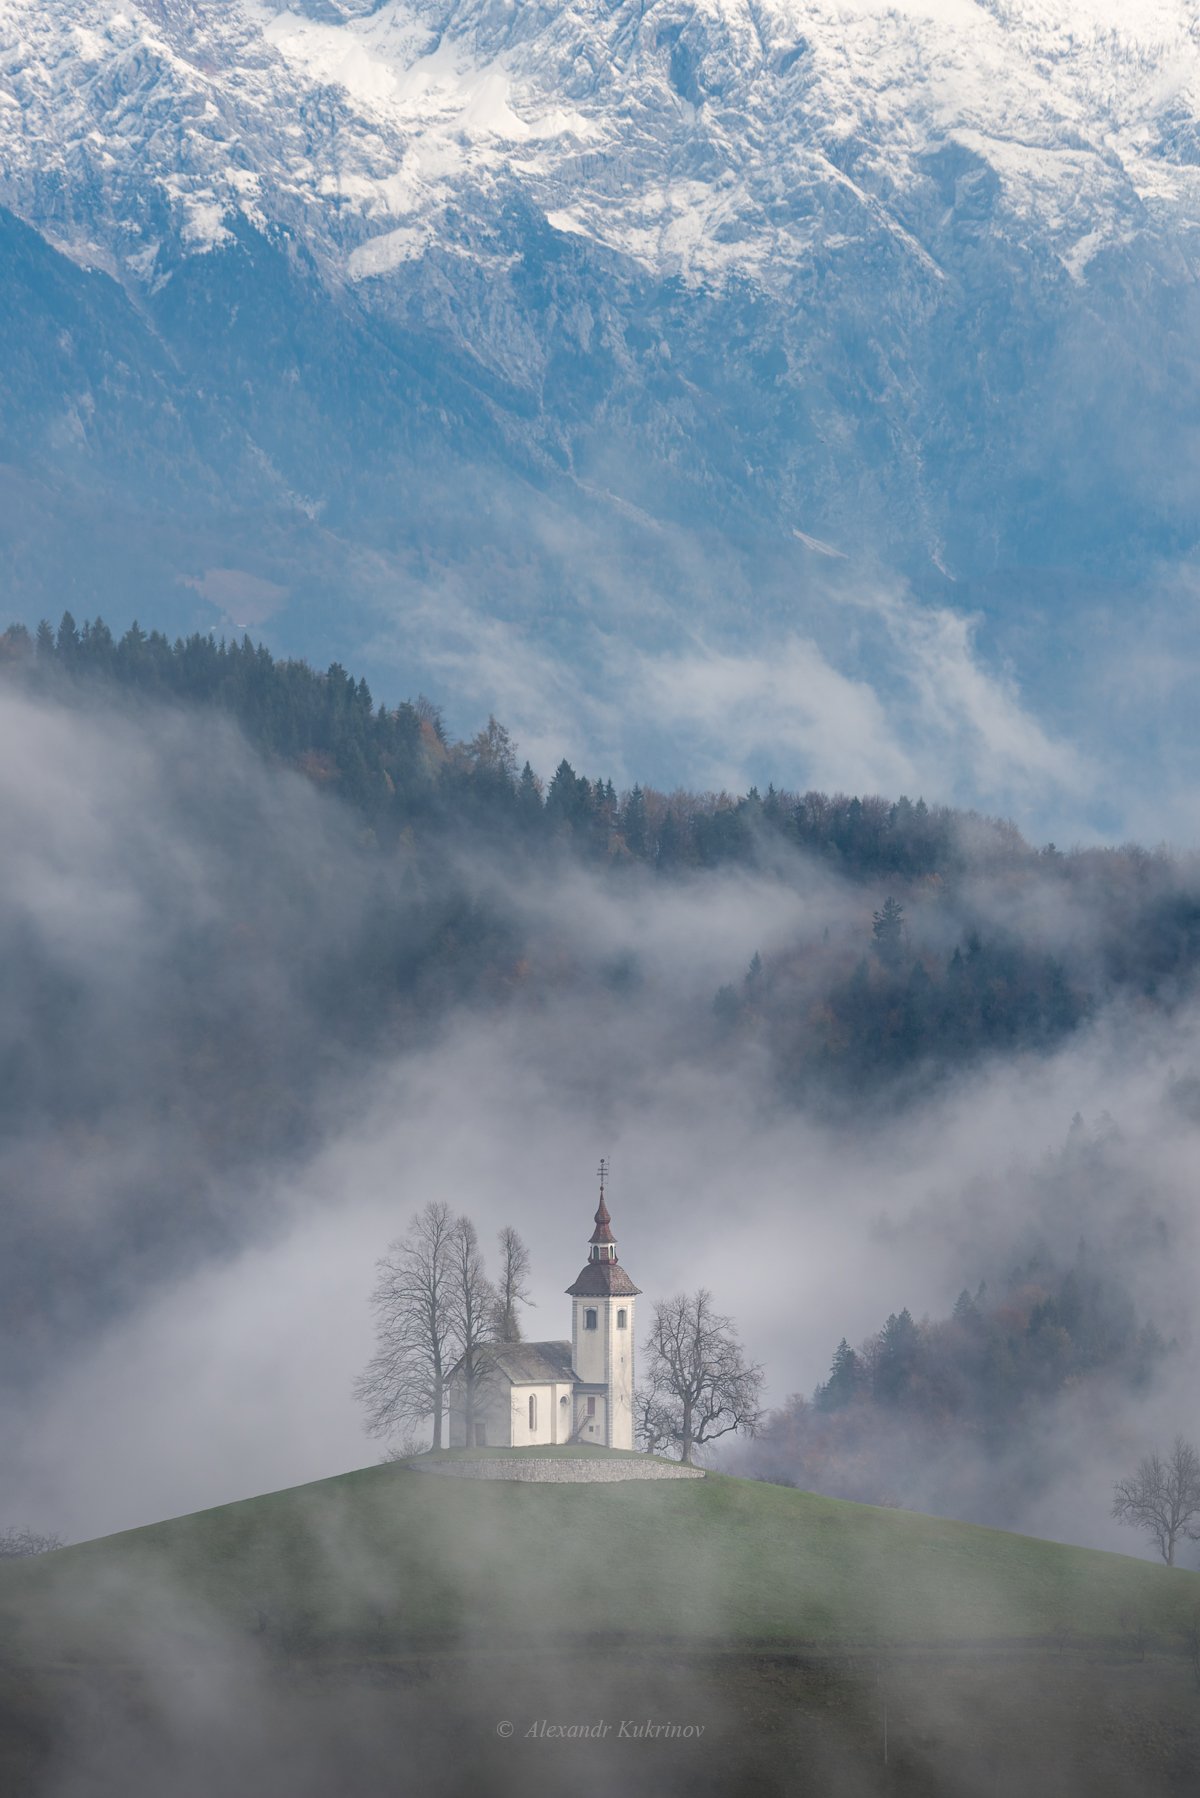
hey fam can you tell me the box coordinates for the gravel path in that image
[409,1456,706,1482]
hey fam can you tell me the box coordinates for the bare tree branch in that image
[1112,1435,1200,1566]
[448,1214,498,1448]
[353,1200,456,1450]
[637,1289,764,1465]
[492,1225,533,1342]
[0,1527,64,1558]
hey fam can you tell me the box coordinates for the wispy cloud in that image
[363,560,1085,823]
[852,585,1088,802]
[626,633,920,796]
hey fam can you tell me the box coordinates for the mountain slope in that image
[3,2,1200,812]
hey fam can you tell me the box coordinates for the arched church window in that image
[529,1393,537,1431]
[617,1309,627,1329]
[584,1308,597,1330]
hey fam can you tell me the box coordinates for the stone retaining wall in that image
[410,1456,705,1482]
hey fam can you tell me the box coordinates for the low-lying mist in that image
[1,669,1199,1569]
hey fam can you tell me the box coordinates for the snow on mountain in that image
[3,1,1200,826]
[3,0,1198,291]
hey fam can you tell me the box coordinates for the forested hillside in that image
[6,613,1200,1108]
[4,613,1200,1548]
[746,1241,1167,1525]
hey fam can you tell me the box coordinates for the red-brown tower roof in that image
[566,1259,641,1298]
[589,1193,615,1246]
[566,1159,641,1299]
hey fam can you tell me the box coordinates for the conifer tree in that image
[815,1339,862,1411]
[621,784,647,855]
[872,896,906,969]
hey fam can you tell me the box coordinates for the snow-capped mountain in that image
[7,0,1199,291]
[3,0,1200,817]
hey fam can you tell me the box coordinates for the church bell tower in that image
[566,1161,641,1449]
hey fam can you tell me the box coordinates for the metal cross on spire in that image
[597,1157,608,1201]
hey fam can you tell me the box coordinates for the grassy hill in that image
[4,1450,1197,1653]
[3,1452,1200,1796]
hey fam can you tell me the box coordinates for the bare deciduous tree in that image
[378,1433,430,1464]
[633,1388,672,1459]
[492,1225,533,1342]
[637,1289,765,1465]
[448,1215,497,1448]
[353,1200,456,1449]
[0,1527,63,1558]
[1112,1435,1200,1566]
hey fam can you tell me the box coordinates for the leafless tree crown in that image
[636,1288,764,1465]
[0,1527,64,1558]
[448,1215,498,1448]
[352,1199,457,1449]
[493,1225,533,1343]
[1112,1435,1200,1567]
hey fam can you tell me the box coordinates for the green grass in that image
[2,1452,1196,1661]
[4,1458,1200,1795]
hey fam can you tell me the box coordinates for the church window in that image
[587,1396,596,1417]
[617,1309,627,1329]
[584,1308,597,1330]
[528,1394,537,1431]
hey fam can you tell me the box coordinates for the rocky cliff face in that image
[1,1,1198,797]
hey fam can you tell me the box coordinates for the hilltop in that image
[3,1453,1200,1795]
[4,1451,1196,1651]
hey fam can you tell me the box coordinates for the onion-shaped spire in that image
[567,1158,641,1299]
[589,1158,615,1253]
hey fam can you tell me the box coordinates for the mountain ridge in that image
[4,1,1200,820]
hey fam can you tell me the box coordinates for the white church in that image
[447,1172,641,1450]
